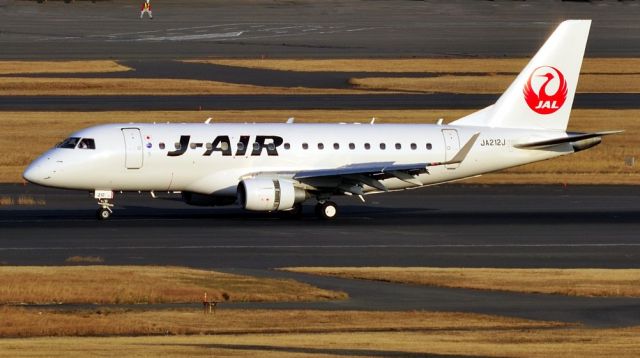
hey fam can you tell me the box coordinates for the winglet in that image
[427,132,479,167]
[447,132,480,164]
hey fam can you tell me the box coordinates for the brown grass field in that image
[2,323,640,357]
[1,109,637,184]
[1,58,639,96]
[0,77,362,96]
[0,61,131,75]
[0,195,46,206]
[349,74,640,93]
[0,266,346,305]
[2,74,636,95]
[283,267,640,297]
[190,58,640,74]
[0,265,639,356]
[0,308,559,338]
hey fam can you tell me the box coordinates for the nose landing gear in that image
[94,190,114,220]
[96,200,113,220]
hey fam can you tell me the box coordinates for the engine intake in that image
[238,178,308,211]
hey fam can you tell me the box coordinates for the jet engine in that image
[237,178,308,211]
[181,191,236,207]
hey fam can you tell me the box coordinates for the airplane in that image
[23,20,621,220]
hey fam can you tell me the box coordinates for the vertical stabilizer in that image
[453,20,591,131]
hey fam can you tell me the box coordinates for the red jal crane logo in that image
[523,66,568,115]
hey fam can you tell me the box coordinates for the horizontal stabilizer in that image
[514,130,623,149]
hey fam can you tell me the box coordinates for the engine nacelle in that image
[181,191,236,207]
[237,178,308,211]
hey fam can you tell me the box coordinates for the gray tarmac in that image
[2,184,640,327]
[1,0,640,59]
[3,93,640,111]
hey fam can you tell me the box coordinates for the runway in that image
[2,93,640,111]
[3,184,640,327]
[3,184,640,268]
[1,0,640,59]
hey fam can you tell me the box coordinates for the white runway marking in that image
[139,31,244,41]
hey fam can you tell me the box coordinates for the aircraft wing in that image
[289,133,480,194]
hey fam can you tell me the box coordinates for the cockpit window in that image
[56,137,80,149]
[78,138,95,150]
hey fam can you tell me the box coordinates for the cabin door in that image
[122,128,144,169]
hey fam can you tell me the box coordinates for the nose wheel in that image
[315,201,338,220]
[97,206,112,220]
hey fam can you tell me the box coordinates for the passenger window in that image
[349,143,355,150]
[333,143,339,150]
[56,137,80,149]
[395,143,401,150]
[380,143,386,150]
[205,143,212,150]
[411,143,417,150]
[267,143,275,151]
[237,142,245,151]
[364,143,371,150]
[159,142,166,150]
[190,143,197,149]
[284,143,291,150]
[77,138,95,150]
[426,143,433,150]
[302,143,308,150]
[175,142,181,150]
[252,142,260,151]
[318,143,324,150]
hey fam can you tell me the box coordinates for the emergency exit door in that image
[442,129,460,169]
[122,128,144,169]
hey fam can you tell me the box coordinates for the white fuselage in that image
[24,122,571,196]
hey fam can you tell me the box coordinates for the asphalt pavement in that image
[2,184,640,327]
[1,0,640,59]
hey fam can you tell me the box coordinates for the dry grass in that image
[64,256,105,264]
[283,267,640,297]
[0,77,364,96]
[189,58,640,74]
[0,307,558,338]
[2,325,640,357]
[0,266,346,305]
[349,74,640,93]
[0,61,132,75]
[0,195,46,206]
[1,109,637,184]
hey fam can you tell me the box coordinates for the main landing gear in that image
[315,200,338,220]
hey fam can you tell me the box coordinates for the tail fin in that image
[452,20,591,131]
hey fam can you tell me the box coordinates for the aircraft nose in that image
[23,157,54,185]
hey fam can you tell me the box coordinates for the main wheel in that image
[316,201,338,220]
[97,208,111,220]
